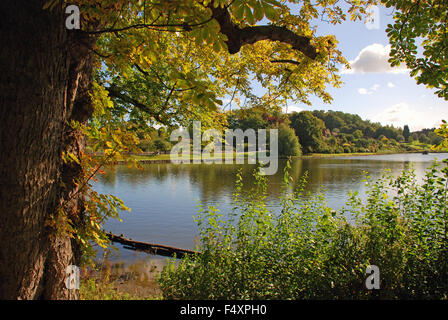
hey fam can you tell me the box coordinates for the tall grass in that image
[158,160,448,299]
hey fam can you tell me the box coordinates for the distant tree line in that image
[226,108,440,155]
[91,108,441,156]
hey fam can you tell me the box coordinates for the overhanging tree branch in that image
[86,16,215,35]
[88,2,318,59]
[208,5,317,59]
[270,59,302,66]
[106,86,169,125]
[133,64,196,92]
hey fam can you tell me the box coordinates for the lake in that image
[93,153,448,261]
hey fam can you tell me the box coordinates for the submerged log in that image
[106,232,199,259]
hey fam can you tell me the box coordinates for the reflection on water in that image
[93,153,448,260]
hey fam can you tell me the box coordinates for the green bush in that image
[419,134,430,144]
[333,145,344,154]
[153,138,172,153]
[138,139,153,152]
[278,124,302,157]
[158,160,448,299]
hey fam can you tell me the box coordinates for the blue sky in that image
[282,4,448,131]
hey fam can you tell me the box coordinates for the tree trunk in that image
[0,1,95,299]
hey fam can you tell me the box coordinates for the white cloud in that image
[358,84,380,95]
[387,82,395,88]
[372,102,444,131]
[342,44,408,74]
[358,88,370,95]
[283,104,303,114]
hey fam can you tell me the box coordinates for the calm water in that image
[93,153,448,261]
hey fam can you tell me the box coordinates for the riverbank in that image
[299,149,442,159]
[80,257,163,300]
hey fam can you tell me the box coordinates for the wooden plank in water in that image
[106,232,199,259]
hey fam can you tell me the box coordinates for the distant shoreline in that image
[106,149,446,165]
[298,150,446,158]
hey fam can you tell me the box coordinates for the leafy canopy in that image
[57,0,382,128]
[384,0,448,100]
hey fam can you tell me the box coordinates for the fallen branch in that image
[106,232,199,259]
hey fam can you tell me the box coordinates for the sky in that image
[280,4,448,132]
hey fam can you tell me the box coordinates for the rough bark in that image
[0,0,95,299]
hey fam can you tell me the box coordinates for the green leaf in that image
[213,41,221,53]
[253,1,264,21]
[67,152,80,165]
[262,2,279,21]
[245,6,255,25]
[235,4,245,20]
